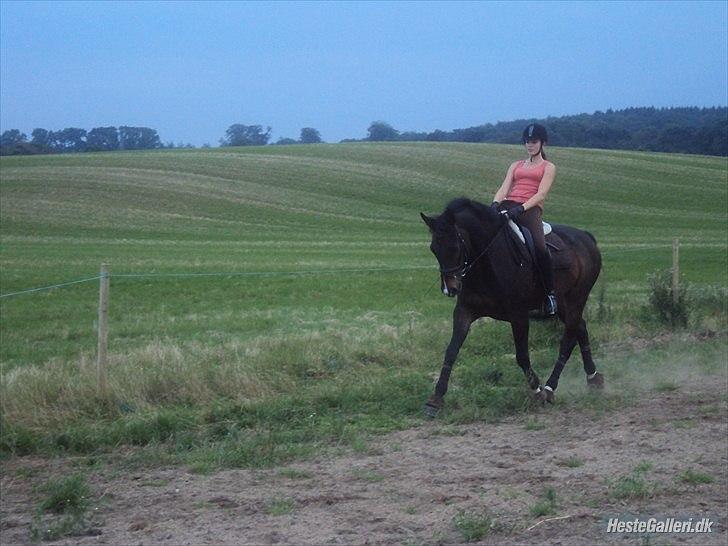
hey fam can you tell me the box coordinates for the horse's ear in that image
[420,212,436,231]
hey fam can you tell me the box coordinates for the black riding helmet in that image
[522,123,548,143]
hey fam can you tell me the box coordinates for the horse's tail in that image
[583,230,601,270]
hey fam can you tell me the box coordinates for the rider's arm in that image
[521,163,556,211]
[493,161,519,203]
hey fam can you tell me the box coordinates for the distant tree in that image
[426,129,448,142]
[53,128,87,153]
[299,127,322,144]
[220,124,271,147]
[30,128,52,150]
[119,126,162,150]
[12,142,48,155]
[1,129,27,147]
[275,137,298,145]
[367,121,399,141]
[0,129,28,155]
[86,127,119,152]
[399,131,427,141]
[202,143,211,148]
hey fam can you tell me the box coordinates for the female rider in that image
[491,123,557,316]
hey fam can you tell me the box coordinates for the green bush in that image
[648,269,728,328]
[648,268,688,327]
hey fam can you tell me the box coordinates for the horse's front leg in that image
[544,325,579,401]
[510,314,543,397]
[424,304,472,417]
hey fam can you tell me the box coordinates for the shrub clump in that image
[648,268,688,327]
[648,268,728,328]
[31,474,97,541]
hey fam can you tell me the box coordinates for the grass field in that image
[1,142,726,464]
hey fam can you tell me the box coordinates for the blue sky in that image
[1,0,726,145]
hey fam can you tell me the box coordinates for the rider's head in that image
[522,123,548,159]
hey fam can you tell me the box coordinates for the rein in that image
[440,221,506,279]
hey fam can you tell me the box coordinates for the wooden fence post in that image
[672,238,679,304]
[97,263,109,396]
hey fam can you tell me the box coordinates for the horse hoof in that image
[587,372,605,389]
[530,388,544,403]
[423,403,440,419]
[543,388,555,404]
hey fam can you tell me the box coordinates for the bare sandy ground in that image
[2,378,726,546]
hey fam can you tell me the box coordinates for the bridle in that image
[438,221,506,280]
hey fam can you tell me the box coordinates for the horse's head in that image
[421,199,504,298]
[420,209,466,297]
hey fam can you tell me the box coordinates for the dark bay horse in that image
[420,197,604,416]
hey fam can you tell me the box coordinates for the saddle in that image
[506,219,573,271]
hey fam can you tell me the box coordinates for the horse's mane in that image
[444,197,491,221]
[442,197,498,237]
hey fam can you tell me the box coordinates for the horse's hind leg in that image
[424,305,472,417]
[544,306,586,402]
[544,320,579,401]
[577,319,604,388]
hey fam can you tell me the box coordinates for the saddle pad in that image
[505,216,551,242]
[545,232,573,270]
[507,219,525,244]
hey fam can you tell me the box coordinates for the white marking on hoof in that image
[587,371,598,380]
[543,385,554,392]
[533,387,541,394]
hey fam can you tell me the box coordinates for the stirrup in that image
[544,294,558,316]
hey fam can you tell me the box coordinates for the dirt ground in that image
[2,378,726,546]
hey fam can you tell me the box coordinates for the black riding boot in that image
[538,249,558,316]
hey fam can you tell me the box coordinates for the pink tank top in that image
[507,160,549,205]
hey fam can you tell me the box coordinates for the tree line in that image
[0,126,167,155]
[0,124,323,155]
[359,107,727,156]
[219,125,323,146]
[2,106,725,156]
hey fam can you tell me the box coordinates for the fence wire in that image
[0,245,691,299]
[0,265,434,299]
[0,276,103,299]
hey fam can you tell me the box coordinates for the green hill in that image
[2,141,725,280]
[1,143,726,461]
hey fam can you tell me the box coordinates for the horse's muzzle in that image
[441,275,461,297]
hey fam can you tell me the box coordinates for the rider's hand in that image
[490,201,500,211]
[506,205,525,220]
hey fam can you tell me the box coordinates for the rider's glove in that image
[506,205,525,220]
[490,201,500,211]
